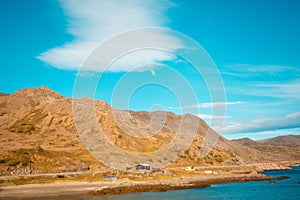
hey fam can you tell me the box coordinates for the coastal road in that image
[1,162,289,179]
[168,162,289,170]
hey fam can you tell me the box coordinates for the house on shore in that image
[204,170,218,174]
[204,170,213,174]
[103,175,118,181]
[135,163,151,170]
[185,166,195,171]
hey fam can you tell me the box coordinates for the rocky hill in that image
[0,87,298,175]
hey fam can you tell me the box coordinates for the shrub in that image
[56,175,65,178]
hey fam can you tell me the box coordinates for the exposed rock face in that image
[0,87,299,175]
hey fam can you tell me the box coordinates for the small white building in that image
[204,170,213,174]
[103,175,118,181]
[185,166,195,171]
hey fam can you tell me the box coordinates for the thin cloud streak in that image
[249,80,300,99]
[195,114,228,120]
[169,101,245,109]
[222,111,300,134]
[223,64,300,77]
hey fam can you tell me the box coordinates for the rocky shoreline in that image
[88,175,289,196]
[0,174,290,197]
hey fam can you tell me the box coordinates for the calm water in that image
[2,166,300,200]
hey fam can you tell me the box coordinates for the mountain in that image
[13,86,64,101]
[0,87,298,175]
[233,135,300,162]
[258,135,300,148]
[0,92,9,96]
[232,138,258,146]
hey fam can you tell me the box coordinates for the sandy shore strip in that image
[0,174,289,197]
[0,181,118,197]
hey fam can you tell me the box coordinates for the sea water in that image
[2,166,300,200]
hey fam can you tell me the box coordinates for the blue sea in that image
[95,167,300,200]
[3,166,300,200]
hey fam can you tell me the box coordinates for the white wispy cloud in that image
[37,0,184,72]
[223,64,300,77]
[222,112,300,134]
[198,101,245,108]
[169,101,245,109]
[195,114,229,121]
[256,128,300,136]
[249,80,300,99]
[287,112,300,119]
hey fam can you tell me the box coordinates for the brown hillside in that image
[0,87,298,175]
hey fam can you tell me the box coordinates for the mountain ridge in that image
[0,87,299,175]
[233,135,300,147]
[11,86,64,102]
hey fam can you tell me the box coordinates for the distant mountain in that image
[232,137,258,146]
[0,86,299,175]
[257,135,300,148]
[232,135,300,162]
[0,92,9,96]
[234,135,300,148]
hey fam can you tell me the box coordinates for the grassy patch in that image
[0,173,105,186]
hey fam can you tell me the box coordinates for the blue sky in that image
[1,0,300,140]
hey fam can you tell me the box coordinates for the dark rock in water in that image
[273,176,290,180]
[268,181,276,184]
[297,182,300,184]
